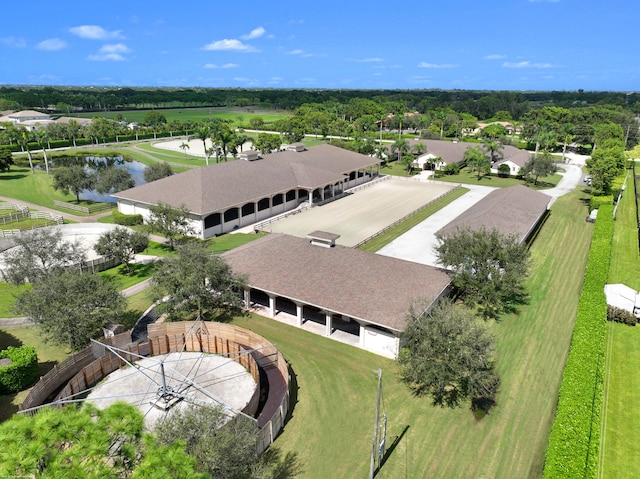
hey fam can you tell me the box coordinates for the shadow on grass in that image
[284,362,299,424]
[472,397,497,420]
[0,392,19,422]
[120,309,144,330]
[0,329,23,349]
[260,447,304,478]
[375,425,410,477]
[0,173,27,181]
[119,262,158,278]
[36,360,58,379]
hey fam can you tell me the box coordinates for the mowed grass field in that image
[233,188,593,478]
[73,107,291,127]
[601,171,640,479]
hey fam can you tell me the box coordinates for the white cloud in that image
[204,63,239,69]
[36,38,67,51]
[69,25,124,40]
[202,39,257,52]
[417,62,457,69]
[1,37,27,48]
[529,0,560,2]
[286,49,305,55]
[88,43,131,61]
[352,57,384,63]
[502,61,554,68]
[241,27,265,40]
[484,54,506,60]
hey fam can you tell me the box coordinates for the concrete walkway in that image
[376,184,497,266]
[377,159,584,267]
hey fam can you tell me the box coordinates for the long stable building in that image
[223,233,452,358]
[113,143,380,239]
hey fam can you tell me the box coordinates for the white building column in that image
[243,289,251,309]
[268,295,276,318]
[295,303,303,327]
[325,311,332,337]
[359,323,366,348]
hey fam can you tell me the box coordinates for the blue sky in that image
[1,0,638,91]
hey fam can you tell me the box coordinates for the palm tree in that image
[481,139,503,164]
[213,127,235,162]
[191,126,211,165]
[234,133,252,153]
[464,146,490,179]
[179,141,190,159]
[391,138,410,165]
[35,130,50,174]
[16,127,35,173]
[413,142,427,157]
[558,123,574,163]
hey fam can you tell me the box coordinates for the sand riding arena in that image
[256,177,459,247]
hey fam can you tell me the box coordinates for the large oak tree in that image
[435,227,530,320]
[398,298,499,408]
[15,270,126,350]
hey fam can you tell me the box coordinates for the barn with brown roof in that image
[113,144,380,239]
[222,233,452,358]
[437,185,551,244]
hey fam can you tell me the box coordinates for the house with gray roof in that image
[113,144,380,239]
[222,233,452,358]
[403,139,531,175]
[437,185,551,244]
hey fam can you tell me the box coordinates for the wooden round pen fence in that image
[19,322,291,453]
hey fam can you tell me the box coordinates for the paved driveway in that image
[377,160,584,267]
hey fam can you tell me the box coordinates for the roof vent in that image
[287,142,305,152]
[239,150,260,161]
[306,230,340,248]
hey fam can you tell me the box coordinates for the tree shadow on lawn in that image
[0,173,28,181]
[116,262,158,279]
[0,329,23,349]
[0,392,19,422]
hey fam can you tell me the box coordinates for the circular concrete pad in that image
[86,352,257,429]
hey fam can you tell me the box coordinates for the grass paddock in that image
[233,188,592,478]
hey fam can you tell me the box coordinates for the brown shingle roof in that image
[222,234,451,331]
[438,185,551,243]
[113,144,378,215]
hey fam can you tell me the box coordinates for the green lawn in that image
[0,167,75,207]
[433,167,562,189]
[72,107,291,127]
[601,171,640,479]
[0,326,72,422]
[232,189,593,478]
[0,283,30,317]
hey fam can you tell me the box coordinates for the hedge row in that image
[543,204,613,478]
[0,346,39,394]
[113,210,143,226]
[590,195,614,210]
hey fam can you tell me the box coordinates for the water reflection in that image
[53,156,147,203]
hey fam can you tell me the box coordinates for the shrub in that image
[0,346,38,393]
[497,164,511,178]
[443,163,460,175]
[607,305,637,326]
[113,210,144,226]
[590,195,613,210]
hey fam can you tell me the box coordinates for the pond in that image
[52,156,147,203]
